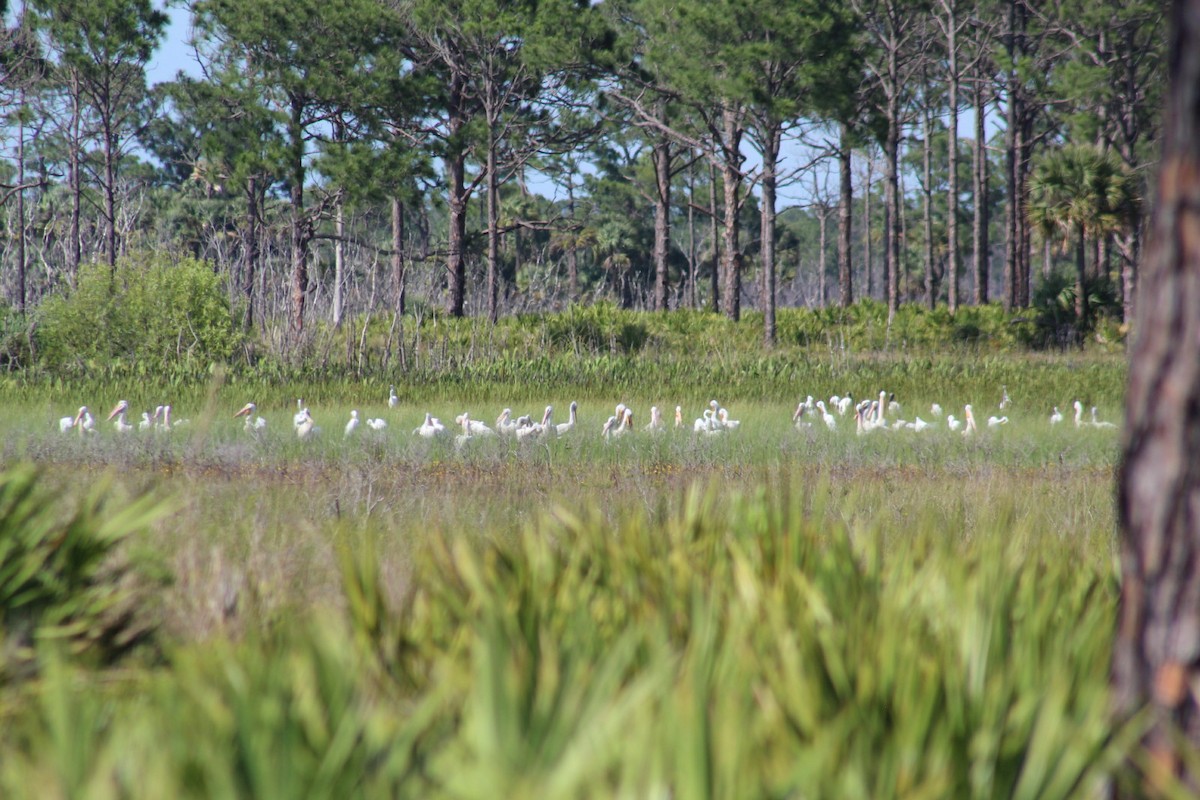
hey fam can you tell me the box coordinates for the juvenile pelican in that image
[987,415,1009,428]
[388,385,399,409]
[947,414,962,432]
[1073,400,1085,429]
[1050,407,1064,425]
[1090,407,1118,429]
[644,405,664,432]
[674,406,684,428]
[366,418,387,431]
[344,410,360,438]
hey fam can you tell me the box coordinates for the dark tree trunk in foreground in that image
[1115,1,1200,791]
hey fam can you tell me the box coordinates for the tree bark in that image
[1115,5,1200,791]
[838,127,854,308]
[864,155,874,299]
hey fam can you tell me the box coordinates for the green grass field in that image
[0,330,1154,798]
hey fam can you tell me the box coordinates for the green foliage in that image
[0,483,1141,798]
[0,464,168,676]
[35,253,241,377]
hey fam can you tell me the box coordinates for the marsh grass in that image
[0,338,1137,797]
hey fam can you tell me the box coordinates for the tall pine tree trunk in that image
[486,121,501,323]
[16,86,26,316]
[333,199,345,328]
[392,196,406,315]
[1115,4,1200,789]
[653,123,671,312]
[838,127,854,308]
[288,98,308,334]
[720,104,744,321]
[760,124,780,345]
[242,176,258,333]
[922,97,935,309]
[946,2,960,313]
[973,74,989,305]
[708,161,720,314]
[447,77,468,318]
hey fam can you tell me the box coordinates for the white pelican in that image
[107,400,134,433]
[877,391,889,423]
[555,401,577,436]
[496,408,520,436]
[517,406,554,441]
[1050,407,1064,425]
[717,407,740,430]
[234,402,267,434]
[388,385,399,409]
[792,402,807,424]
[987,415,1009,428]
[59,406,85,433]
[78,407,97,434]
[816,401,836,430]
[1090,407,1118,429]
[912,417,931,432]
[644,405,664,432]
[603,404,628,438]
[947,414,962,432]
[414,412,446,438]
[454,413,495,437]
[999,385,1011,410]
[931,403,943,418]
[138,411,154,432]
[293,399,308,429]
[962,404,978,436]
[693,409,712,433]
[296,408,319,440]
[344,410,360,438]
[854,404,877,436]
[1073,400,1084,429]
[837,395,853,416]
[366,418,387,431]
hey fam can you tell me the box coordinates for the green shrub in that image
[35,252,242,377]
[0,465,168,676]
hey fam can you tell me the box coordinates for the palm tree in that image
[1027,144,1141,325]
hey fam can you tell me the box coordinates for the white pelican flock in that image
[50,385,1120,446]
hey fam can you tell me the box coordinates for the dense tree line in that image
[0,0,1165,354]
